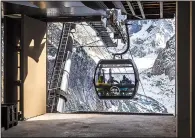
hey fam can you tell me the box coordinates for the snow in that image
[138,73,175,114]
[134,54,157,72]
[108,105,118,112]
[131,20,152,40]
[48,55,56,60]
[75,19,176,114]
[47,19,176,114]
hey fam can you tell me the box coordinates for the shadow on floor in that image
[2,113,176,137]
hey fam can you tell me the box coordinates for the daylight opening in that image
[47,19,176,114]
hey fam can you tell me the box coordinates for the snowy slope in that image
[62,48,169,113]
[47,19,176,114]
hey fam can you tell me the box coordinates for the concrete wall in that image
[22,15,47,119]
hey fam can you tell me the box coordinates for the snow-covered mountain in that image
[48,19,176,114]
[130,19,175,58]
[152,35,175,80]
[59,47,168,113]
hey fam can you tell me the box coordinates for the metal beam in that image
[78,45,106,48]
[95,2,108,10]
[42,15,102,22]
[160,1,163,18]
[126,1,142,19]
[137,1,145,19]
[126,1,136,16]
[112,1,127,14]
[85,40,101,46]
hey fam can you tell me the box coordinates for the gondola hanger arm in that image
[112,20,131,56]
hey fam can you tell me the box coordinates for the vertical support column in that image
[57,35,73,113]
[57,51,72,112]
[190,2,192,137]
[192,2,195,137]
[176,1,191,137]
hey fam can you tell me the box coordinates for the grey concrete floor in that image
[2,113,176,137]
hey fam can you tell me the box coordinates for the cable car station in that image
[1,1,195,137]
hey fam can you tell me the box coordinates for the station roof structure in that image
[2,1,176,22]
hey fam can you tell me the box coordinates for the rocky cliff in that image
[47,19,176,114]
[152,35,175,80]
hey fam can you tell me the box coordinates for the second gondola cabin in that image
[93,59,139,99]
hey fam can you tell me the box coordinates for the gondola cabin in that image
[94,59,139,99]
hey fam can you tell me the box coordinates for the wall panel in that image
[22,15,46,119]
